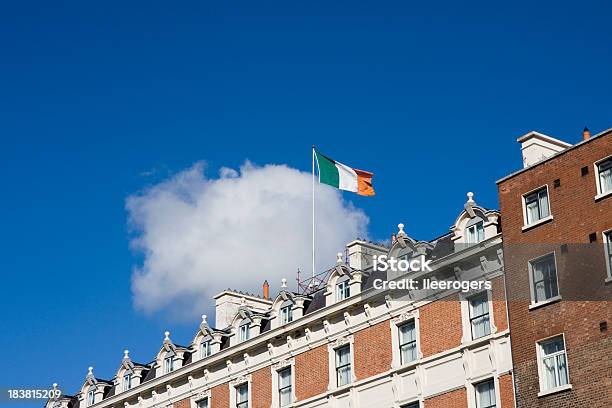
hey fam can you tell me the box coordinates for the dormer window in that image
[239,322,251,342]
[163,356,174,374]
[200,340,211,358]
[466,221,484,244]
[280,305,293,325]
[86,389,95,406]
[122,373,132,391]
[336,278,350,301]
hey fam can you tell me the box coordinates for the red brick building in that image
[497,127,612,407]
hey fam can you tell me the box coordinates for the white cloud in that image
[126,161,369,320]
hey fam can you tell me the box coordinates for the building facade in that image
[48,196,516,408]
[497,127,612,407]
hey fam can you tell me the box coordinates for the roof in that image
[497,127,612,184]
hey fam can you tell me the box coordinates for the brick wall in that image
[420,293,463,357]
[173,397,190,408]
[251,366,272,408]
[498,373,515,408]
[354,320,393,380]
[424,387,467,408]
[498,131,612,408]
[294,344,329,401]
[492,275,509,332]
[211,382,229,408]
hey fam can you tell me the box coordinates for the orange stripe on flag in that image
[354,169,375,196]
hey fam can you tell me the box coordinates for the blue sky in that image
[1,0,611,404]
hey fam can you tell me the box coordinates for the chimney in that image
[583,126,591,140]
[262,280,270,299]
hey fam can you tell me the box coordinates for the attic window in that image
[163,356,174,374]
[239,321,251,342]
[280,305,293,325]
[87,389,95,406]
[336,278,350,301]
[466,221,484,244]
[122,373,132,391]
[200,340,211,358]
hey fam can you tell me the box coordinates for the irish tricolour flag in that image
[315,151,375,196]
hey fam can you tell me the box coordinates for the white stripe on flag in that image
[335,161,359,192]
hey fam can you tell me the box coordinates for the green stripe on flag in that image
[315,151,339,188]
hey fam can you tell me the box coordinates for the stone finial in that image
[164,331,170,341]
[123,350,129,360]
[201,314,207,324]
[281,278,287,289]
[87,366,93,376]
[397,223,406,236]
[467,192,475,204]
[53,383,58,389]
[240,297,246,306]
[337,252,343,264]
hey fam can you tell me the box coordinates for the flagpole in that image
[312,145,316,279]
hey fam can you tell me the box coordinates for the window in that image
[239,323,250,342]
[538,336,569,391]
[468,293,491,339]
[466,221,485,244]
[163,356,174,374]
[335,345,352,386]
[278,367,292,407]
[87,389,95,406]
[280,305,293,325]
[605,231,612,278]
[336,279,350,301]
[401,403,419,408]
[236,383,248,408]
[122,373,132,391]
[596,158,612,195]
[530,254,559,303]
[200,340,211,358]
[475,379,496,408]
[196,398,209,408]
[524,187,550,225]
[399,321,417,364]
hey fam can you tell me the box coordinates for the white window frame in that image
[460,290,496,343]
[527,252,561,309]
[390,310,421,368]
[190,390,211,408]
[196,397,209,408]
[474,378,497,408]
[594,155,612,200]
[122,373,132,392]
[239,323,251,343]
[270,360,296,408]
[163,355,174,374]
[467,292,491,340]
[536,334,572,396]
[521,185,553,230]
[200,339,211,359]
[466,221,485,244]
[86,389,95,406]
[229,376,252,408]
[327,337,355,390]
[400,401,421,408]
[603,229,612,282]
[280,305,293,325]
[336,280,350,301]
